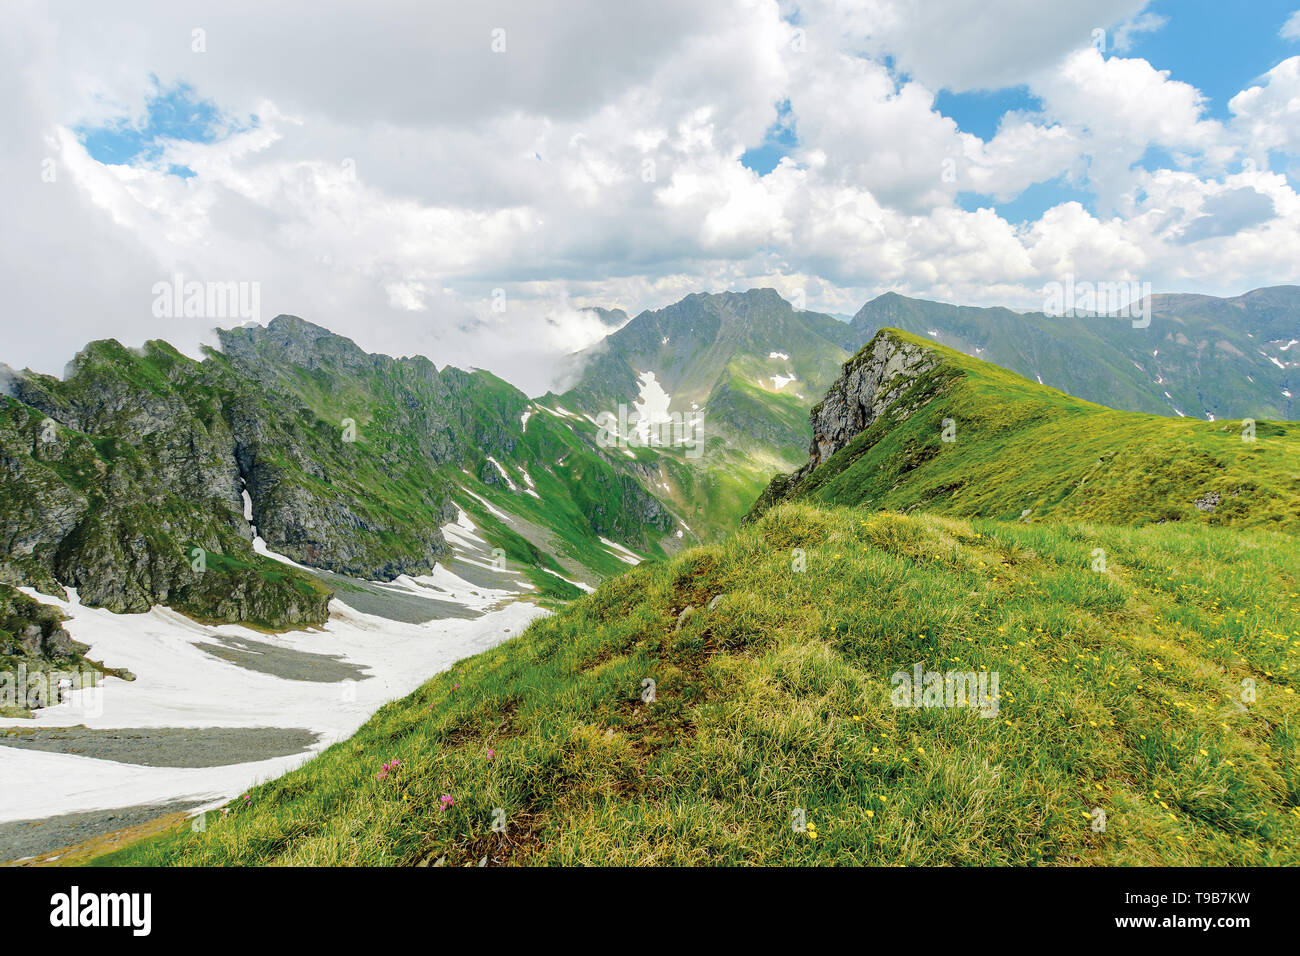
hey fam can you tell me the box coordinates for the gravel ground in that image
[0,725,320,766]
[0,800,205,863]
[196,632,370,681]
[312,566,482,622]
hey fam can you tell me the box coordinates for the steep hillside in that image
[752,329,1300,531]
[552,289,850,537]
[846,287,1299,422]
[94,503,1300,866]
[0,317,685,634]
[217,316,681,582]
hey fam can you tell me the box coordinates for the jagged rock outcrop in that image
[747,330,952,519]
[0,583,85,661]
[802,332,942,476]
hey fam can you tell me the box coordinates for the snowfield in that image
[0,509,546,830]
[0,589,543,825]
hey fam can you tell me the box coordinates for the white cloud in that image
[1282,10,1300,40]
[1112,11,1169,52]
[1,0,1298,394]
[799,0,1151,92]
[1230,57,1300,164]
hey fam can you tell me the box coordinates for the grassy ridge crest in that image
[93,503,1300,866]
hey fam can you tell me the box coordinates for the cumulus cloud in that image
[1,0,1298,393]
[1176,186,1277,244]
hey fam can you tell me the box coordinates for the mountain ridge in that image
[751,327,1300,531]
[0,318,684,642]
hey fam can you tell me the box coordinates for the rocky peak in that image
[219,314,374,373]
[744,331,947,523]
[802,331,941,474]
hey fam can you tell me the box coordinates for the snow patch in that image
[0,588,544,824]
[599,536,642,565]
[458,486,514,523]
[485,456,518,491]
[632,371,673,445]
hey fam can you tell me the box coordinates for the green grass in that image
[753,329,1300,532]
[93,504,1300,866]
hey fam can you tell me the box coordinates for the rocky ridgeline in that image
[0,314,683,641]
[0,319,486,629]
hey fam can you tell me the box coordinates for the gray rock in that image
[1194,491,1221,512]
[803,334,940,475]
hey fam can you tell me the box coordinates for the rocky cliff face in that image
[0,339,334,628]
[1,315,684,631]
[747,330,952,517]
[803,332,942,475]
[0,326,465,628]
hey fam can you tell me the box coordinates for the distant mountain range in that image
[550,284,1297,533]
[1,284,1295,639]
[839,286,1298,422]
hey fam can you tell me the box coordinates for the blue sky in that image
[75,81,252,178]
[946,0,1300,221]
[742,1,1300,223]
[8,0,1299,388]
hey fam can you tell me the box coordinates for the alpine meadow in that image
[1,1,1298,932]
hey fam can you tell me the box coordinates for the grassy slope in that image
[552,291,850,541]
[470,402,676,570]
[252,349,678,579]
[847,289,1299,422]
[756,330,1300,532]
[95,504,1299,866]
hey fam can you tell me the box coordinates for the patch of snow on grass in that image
[632,371,673,445]
[599,536,642,565]
[485,456,518,491]
[458,487,514,523]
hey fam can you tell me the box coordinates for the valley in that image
[3,295,1292,866]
